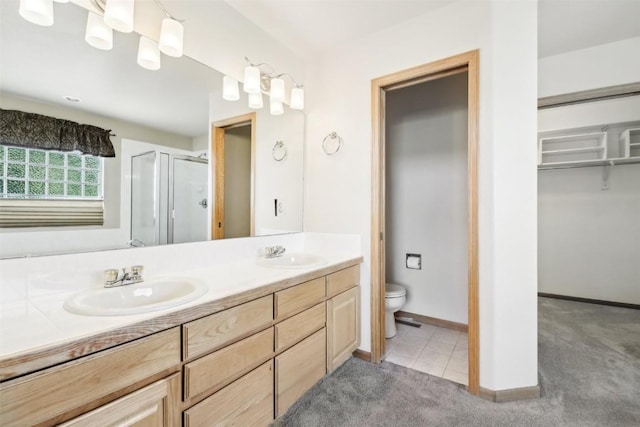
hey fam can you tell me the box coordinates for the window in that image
[0,146,104,227]
[0,146,102,199]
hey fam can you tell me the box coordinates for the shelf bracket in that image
[601,161,613,190]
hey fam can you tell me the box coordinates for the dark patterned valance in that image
[0,109,115,157]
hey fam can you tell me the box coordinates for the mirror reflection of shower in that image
[130,150,208,246]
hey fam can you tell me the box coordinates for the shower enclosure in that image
[130,151,208,246]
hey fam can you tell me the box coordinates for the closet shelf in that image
[541,147,605,155]
[538,156,640,170]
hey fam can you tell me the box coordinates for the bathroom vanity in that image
[0,256,361,426]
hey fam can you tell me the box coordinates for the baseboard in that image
[353,349,371,362]
[479,385,541,403]
[538,293,639,310]
[396,311,468,332]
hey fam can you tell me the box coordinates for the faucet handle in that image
[104,269,119,283]
[131,265,144,279]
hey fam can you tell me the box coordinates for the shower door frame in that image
[370,50,480,395]
[168,154,208,244]
[130,150,160,246]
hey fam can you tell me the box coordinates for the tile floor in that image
[384,322,468,385]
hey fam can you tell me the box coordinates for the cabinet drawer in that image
[0,328,180,426]
[183,295,273,360]
[326,265,360,297]
[184,361,274,427]
[275,302,325,352]
[275,277,325,321]
[184,328,273,400]
[275,328,326,417]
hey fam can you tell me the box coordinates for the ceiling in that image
[2,0,638,136]
[224,0,640,59]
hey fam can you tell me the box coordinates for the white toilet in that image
[385,283,407,338]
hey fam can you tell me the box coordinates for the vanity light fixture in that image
[18,0,184,70]
[224,57,305,115]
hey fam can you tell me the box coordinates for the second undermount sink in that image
[257,253,328,269]
[63,277,208,316]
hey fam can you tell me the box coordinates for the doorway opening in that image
[211,112,256,239]
[371,50,479,395]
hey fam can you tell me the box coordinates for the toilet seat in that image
[385,283,406,298]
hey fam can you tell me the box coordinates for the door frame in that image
[370,50,480,395]
[211,112,256,239]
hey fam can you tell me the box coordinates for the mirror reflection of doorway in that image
[212,113,256,239]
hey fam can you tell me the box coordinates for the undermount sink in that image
[63,277,208,316]
[257,253,328,269]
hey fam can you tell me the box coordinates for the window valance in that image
[0,109,115,157]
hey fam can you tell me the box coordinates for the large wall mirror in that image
[0,0,304,258]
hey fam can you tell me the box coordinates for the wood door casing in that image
[371,50,480,395]
[211,112,256,240]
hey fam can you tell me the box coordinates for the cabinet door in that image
[327,286,360,372]
[275,328,326,417]
[59,373,180,427]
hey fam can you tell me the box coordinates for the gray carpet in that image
[273,297,640,426]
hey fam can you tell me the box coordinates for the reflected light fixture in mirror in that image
[137,36,161,70]
[270,100,284,116]
[17,0,184,70]
[224,57,304,114]
[222,76,240,101]
[85,11,113,50]
[159,17,183,57]
[248,92,263,109]
[19,0,54,26]
[104,0,134,33]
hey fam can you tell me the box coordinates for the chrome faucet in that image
[104,265,144,288]
[264,245,286,258]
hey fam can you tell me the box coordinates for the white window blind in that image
[0,199,104,227]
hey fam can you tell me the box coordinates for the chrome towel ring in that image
[323,131,343,155]
[272,140,287,161]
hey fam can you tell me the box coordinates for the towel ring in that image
[323,132,342,155]
[272,141,287,161]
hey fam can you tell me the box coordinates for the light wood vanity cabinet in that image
[0,328,181,427]
[0,262,361,427]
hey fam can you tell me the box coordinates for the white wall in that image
[538,99,640,304]
[538,37,640,98]
[385,73,468,324]
[304,1,538,391]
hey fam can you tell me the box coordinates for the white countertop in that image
[0,253,361,365]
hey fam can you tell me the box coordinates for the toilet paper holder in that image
[406,253,421,270]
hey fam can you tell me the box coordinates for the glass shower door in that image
[170,156,208,244]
